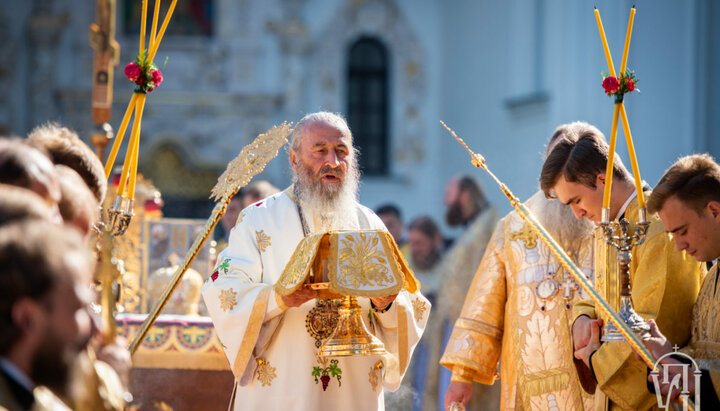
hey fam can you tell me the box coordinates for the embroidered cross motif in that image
[510,224,538,249]
[256,230,271,253]
[255,357,277,387]
[412,298,428,322]
[368,360,383,392]
[219,288,238,312]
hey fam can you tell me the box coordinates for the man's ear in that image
[289,149,298,171]
[11,298,43,337]
[596,173,606,187]
[707,200,720,220]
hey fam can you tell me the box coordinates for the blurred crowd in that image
[0,124,130,410]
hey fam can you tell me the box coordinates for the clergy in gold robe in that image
[440,190,596,410]
[539,127,704,410]
[641,154,720,407]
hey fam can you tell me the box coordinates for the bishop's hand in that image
[280,287,319,308]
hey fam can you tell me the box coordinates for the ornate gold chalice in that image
[275,229,419,357]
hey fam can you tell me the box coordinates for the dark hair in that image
[0,221,88,354]
[458,175,489,214]
[375,204,402,220]
[648,154,720,214]
[408,215,441,239]
[540,128,631,198]
[28,123,107,202]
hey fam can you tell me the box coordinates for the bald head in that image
[291,112,353,152]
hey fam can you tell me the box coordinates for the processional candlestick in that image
[594,6,651,341]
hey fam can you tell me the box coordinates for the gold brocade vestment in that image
[573,193,704,410]
[441,193,594,410]
[682,263,720,402]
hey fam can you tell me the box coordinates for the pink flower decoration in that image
[124,62,142,82]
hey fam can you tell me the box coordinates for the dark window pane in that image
[347,37,389,176]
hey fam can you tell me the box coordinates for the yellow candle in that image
[594,8,616,77]
[116,96,143,197]
[603,103,621,209]
[149,0,161,54]
[619,105,646,208]
[619,8,636,75]
[128,94,147,200]
[149,0,178,61]
[104,93,138,179]
[140,0,148,55]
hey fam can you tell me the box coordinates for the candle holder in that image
[599,207,651,341]
[106,194,135,236]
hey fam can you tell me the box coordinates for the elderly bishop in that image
[202,112,430,410]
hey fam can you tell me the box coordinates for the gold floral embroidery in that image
[276,233,323,292]
[219,288,238,312]
[256,357,277,387]
[236,212,245,224]
[411,297,428,322]
[337,232,393,288]
[256,230,271,253]
[510,223,538,249]
[368,360,384,392]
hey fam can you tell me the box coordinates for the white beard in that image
[525,191,595,252]
[293,159,360,232]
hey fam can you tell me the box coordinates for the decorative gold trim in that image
[274,233,324,296]
[232,287,271,378]
[453,318,503,341]
[398,304,409,372]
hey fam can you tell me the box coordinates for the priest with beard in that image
[202,112,429,411]
[442,122,599,411]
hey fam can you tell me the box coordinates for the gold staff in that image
[441,121,695,411]
[129,122,293,354]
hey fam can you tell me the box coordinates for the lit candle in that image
[128,94,147,200]
[149,0,178,60]
[603,104,621,210]
[620,105,646,207]
[104,93,138,179]
[140,0,148,56]
[619,7,636,75]
[594,8,616,77]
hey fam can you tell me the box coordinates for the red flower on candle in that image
[124,62,142,82]
[626,78,635,92]
[601,70,639,101]
[123,57,165,93]
[602,76,620,95]
[150,70,163,87]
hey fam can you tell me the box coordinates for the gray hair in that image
[291,112,353,151]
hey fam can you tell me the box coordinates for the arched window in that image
[347,37,389,176]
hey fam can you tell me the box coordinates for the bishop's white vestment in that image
[202,187,429,410]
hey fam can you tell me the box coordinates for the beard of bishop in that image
[293,154,361,233]
[528,191,595,253]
